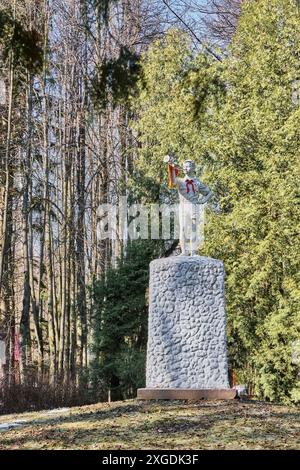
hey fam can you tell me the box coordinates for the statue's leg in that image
[190,217,197,256]
[190,205,200,256]
[185,203,193,256]
[179,203,187,255]
[180,233,187,255]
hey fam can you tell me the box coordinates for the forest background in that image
[0,0,299,412]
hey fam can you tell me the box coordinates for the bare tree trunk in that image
[0,18,15,385]
[20,75,34,384]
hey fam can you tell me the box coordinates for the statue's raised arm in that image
[164,154,181,189]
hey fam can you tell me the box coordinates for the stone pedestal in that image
[137,256,236,400]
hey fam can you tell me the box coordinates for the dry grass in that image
[0,399,299,450]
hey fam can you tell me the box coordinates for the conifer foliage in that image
[91,241,162,400]
[134,0,300,402]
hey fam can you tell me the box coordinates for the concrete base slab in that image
[137,388,237,400]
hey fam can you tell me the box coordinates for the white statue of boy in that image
[164,154,212,256]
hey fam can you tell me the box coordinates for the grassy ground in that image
[0,399,299,450]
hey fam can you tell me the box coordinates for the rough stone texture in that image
[146,256,230,389]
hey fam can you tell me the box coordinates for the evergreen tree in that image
[204,0,300,402]
[134,1,300,402]
[133,29,223,182]
[91,240,163,399]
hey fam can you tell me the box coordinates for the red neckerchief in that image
[185,179,195,194]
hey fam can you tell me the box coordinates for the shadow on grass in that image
[1,400,299,449]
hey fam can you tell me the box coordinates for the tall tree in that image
[203,0,300,402]
[134,0,300,403]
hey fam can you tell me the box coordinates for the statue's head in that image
[183,160,196,177]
